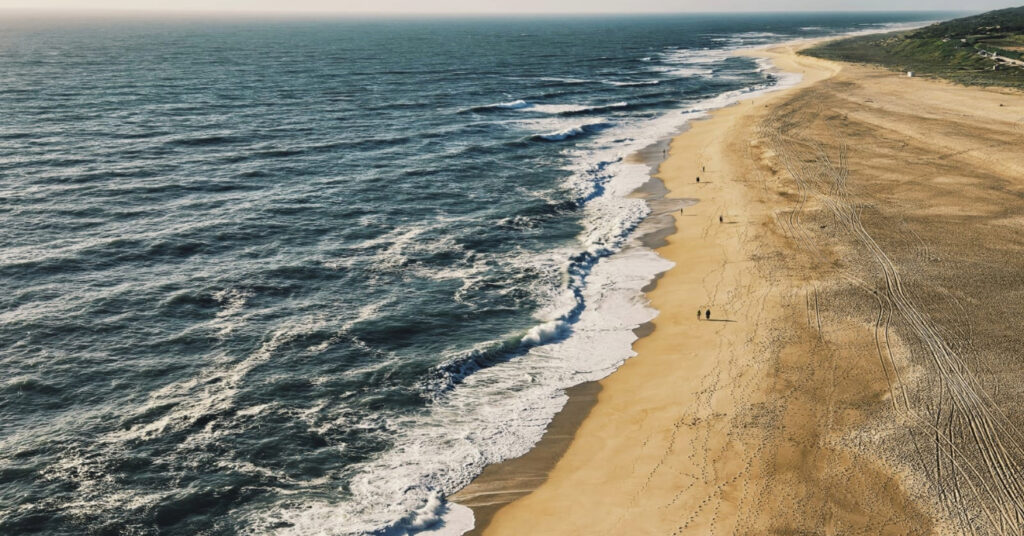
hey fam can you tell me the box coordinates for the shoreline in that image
[468,39,872,534]
[461,28,1024,533]
[448,118,690,535]
[446,381,602,534]
[450,39,834,534]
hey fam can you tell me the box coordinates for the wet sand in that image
[448,382,601,533]
[456,40,1024,535]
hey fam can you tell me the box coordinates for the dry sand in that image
[454,41,1024,535]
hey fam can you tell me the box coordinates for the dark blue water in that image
[0,12,952,536]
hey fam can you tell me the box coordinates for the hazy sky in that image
[0,0,1014,14]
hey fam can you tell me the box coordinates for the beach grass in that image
[802,6,1024,88]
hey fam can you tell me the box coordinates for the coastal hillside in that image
[804,6,1024,88]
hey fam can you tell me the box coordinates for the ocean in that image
[0,11,950,536]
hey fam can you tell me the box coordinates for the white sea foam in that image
[604,79,660,86]
[251,245,671,536]
[210,287,252,336]
[491,99,530,109]
[39,312,347,528]
[320,222,484,285]
[532,120,613,141]
[470,100,629,117]
[735,31,782,39]
[521,319,569,346]
[529,101,628,114]
[538,125,585,141]
[648,46,738,79]
[650,65,715,77]
[243,33,818,536]
[538,76,591,84]
[659,46,735,65]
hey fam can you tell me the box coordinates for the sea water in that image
[0,12,948,535]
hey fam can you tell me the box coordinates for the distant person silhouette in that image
[697,309,702,321]
[696,176,700,183]
[705,309,711,320]
[719,215,723,223]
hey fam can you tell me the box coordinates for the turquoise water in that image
[0,12,951,535]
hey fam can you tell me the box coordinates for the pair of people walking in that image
[697,308,711,320]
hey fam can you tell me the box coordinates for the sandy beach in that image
[454,40,1024,535]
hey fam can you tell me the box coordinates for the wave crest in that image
[531,121,613,142]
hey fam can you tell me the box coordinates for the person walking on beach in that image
[696,176,700,183]
[719,215,723,223]
[705,309,711,320]
[698,309,702,321]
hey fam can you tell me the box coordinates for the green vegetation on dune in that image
[803,6,1024,89]
[913,6,1024,39]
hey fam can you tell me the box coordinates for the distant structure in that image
[907,71,914,77]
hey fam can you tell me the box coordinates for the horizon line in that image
[0,6,969,17]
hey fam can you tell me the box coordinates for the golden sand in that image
[456,41,1024,535]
